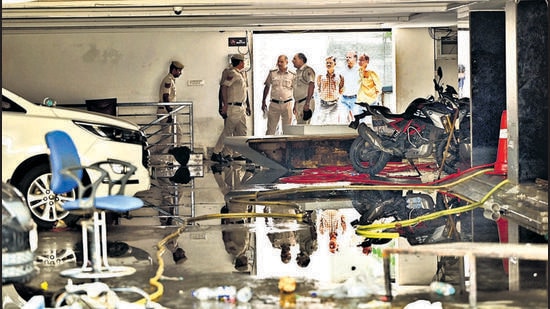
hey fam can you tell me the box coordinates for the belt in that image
[227,102,242,106]
[271,98,292,104]
[342,95,357,99]
[158,106,172,112]
[321,99,338,103]
[297,97,307,103]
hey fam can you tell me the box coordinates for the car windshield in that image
[2,96,26,113]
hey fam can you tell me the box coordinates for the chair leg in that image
[92,212,102,272]
[98,211,111,269]
[61,211,136,279]
[80,218,91,272]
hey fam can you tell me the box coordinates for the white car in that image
[2,88,150,229]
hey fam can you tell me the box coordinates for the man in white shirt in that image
[340,51,361,123]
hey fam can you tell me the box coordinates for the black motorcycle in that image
[348,67,470,176]
[351,190,469,247]
[432,67,471,174]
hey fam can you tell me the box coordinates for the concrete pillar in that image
[511,0,548,183]
[469,11,507,167]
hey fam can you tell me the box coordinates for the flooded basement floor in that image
[4,161,548,308]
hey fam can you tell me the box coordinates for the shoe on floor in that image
[232,155,248,161]
[210,152,227,163]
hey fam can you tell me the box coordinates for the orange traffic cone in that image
[488,110,508,175]
[496,217,509,274]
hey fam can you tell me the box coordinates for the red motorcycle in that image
[349,67,470,176]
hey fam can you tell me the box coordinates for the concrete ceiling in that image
[2,0,508,30]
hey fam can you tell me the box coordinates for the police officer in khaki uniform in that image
[154,60,183,225]
[261,55,295,135]
[291,53,316,124]
[159,60,183,105]
[154,60,183,159]
[212,54,251,162]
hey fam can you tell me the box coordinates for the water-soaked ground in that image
[5,161,548,308]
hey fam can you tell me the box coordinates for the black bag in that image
[169,167,191,184]
[169,146,191,165]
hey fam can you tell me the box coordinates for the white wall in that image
[2,29,251,154]
[393,28,437,112]
[3,28,440,153]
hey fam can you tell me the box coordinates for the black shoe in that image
[210,152,227,163]
[233,155,252,163]
[211,163,224,174]
[224,155,233,162]
[172,248,187,264]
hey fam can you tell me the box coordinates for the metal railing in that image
[117,101,196,224]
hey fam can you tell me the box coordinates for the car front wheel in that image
[15,163,80,230]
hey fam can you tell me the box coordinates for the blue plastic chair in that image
[45,130,144,279]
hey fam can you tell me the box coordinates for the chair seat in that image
[62,195,144,212]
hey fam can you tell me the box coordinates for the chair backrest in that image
[45,130,83,194]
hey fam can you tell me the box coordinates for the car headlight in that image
[74,121,146,146]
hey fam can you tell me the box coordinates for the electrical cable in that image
[355,178,510,239]
[136,164,502,304]
[135,211,303,304]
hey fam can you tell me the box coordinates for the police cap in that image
[231,54,245,61]
[171,61,184,69]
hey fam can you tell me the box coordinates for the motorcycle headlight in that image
[74,121,145,146]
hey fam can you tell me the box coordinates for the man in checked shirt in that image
[319,209,347,253]
[315,56,344,124]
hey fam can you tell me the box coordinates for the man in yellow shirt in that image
[350,53,382,128]
[357,53,381,106]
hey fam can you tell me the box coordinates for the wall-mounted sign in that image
[228,37,247,47]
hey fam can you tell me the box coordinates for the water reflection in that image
[221,204,254,273]
[200,162,377,284]
[319,209,347,254]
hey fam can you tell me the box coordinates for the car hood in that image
[3,88,140,130]
[49,106,140,130]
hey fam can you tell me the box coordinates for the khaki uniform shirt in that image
[159,73,177,102]
[293,64,316,102]
[264,69,295,102]
[221,67,248,104]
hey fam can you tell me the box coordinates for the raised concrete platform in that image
[282,124,357,135]
[225,125,358,171]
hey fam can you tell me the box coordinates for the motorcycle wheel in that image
[436,136,461,175]
[349,136,391,176]
[352,190,403,224]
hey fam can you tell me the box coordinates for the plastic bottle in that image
[236,286,253,303]
[192,286,237,302]
[191,287,215,301]
[429,281,455,296]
